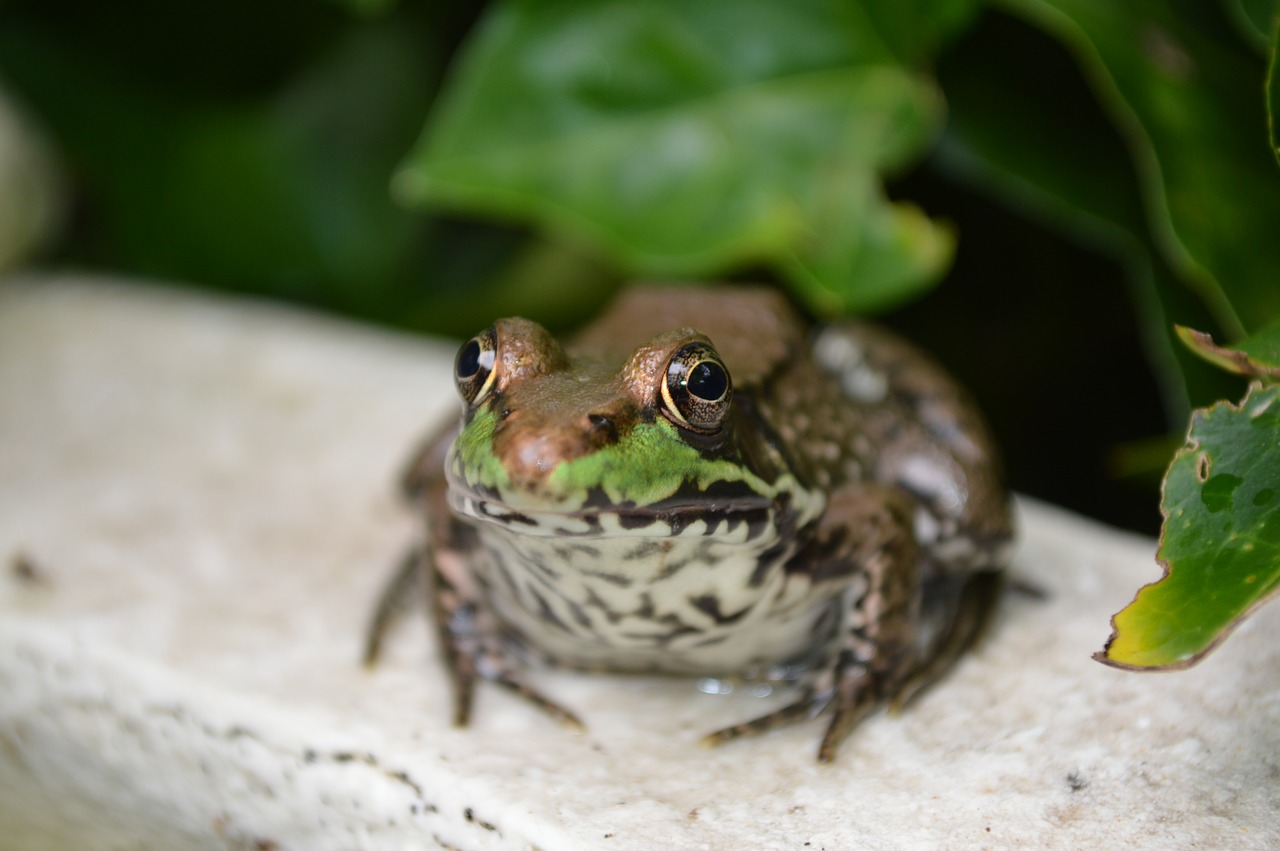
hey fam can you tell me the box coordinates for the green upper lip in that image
[448,408,817,537]
[452,411,780,501]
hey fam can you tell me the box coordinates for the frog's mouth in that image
[447,479,785,541]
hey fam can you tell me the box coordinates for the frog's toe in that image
[816,691,880,763]
[362,545,424,669]
[699,688,832,749]
[489,671,585,732]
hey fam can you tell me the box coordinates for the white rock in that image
[0,276,1277,850]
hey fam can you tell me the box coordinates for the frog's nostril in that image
[587,413,618,443]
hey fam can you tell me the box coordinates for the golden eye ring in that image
[455,326,499,406]
[661,341,732,433]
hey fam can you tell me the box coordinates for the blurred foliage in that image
[1270,16,1280,163]
[1,0,1278,539]
[396,0,965,314]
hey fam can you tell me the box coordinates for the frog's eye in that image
[455,327,499,406]
[662,342,732,433]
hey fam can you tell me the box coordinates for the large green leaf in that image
[1096,382,1280,669]
[396,0,954,314]
[999,0,1280,338]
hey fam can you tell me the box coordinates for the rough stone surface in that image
[1,276,1277,850]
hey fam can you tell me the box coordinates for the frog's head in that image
[445,316,804,535]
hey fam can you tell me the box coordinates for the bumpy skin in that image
[366,286,1012,762]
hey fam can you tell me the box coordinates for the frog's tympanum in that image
[367,286,1013,762]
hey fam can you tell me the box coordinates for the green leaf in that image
[936,13,1239,421]
[396,0,952,314]
[1269,15,1280,166]
[1177,323,1280,380]
[779,177,953,315]
[855,0,983,64]
[1096,382,1280,669]
[1223,0,1280,51]
[999,0,1280,338]
[319,0,397,17]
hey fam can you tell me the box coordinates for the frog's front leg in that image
[704,485,922,763]
[366,429,582,732]
[428,506,586,730]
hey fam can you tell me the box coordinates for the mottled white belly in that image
[472,512,835,675]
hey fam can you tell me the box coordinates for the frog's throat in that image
[447,410,823,537]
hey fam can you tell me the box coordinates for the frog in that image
[365,285,1013,762]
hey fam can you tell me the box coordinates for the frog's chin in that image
[446,486,779,540]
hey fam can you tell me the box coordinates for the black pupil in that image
[686,361,727,401]
[457,339,483,379]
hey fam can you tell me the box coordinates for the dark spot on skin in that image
[655,550,699,581]
[478,501,539,527]
[617,511,658,531]
[558,506,601,534]
[690,594,752,625]
[565,596,592,629]
[622,540,665,561]
[580,569,632,588]
[581,585,626,624]
[632,592,656,620]
[489,556,524,599]
[749,545,786,588]
[620,610,701,646]
[528,586,574,634]
[527,551,562,584]
[556,543,602,560]
[784,523,864,584]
